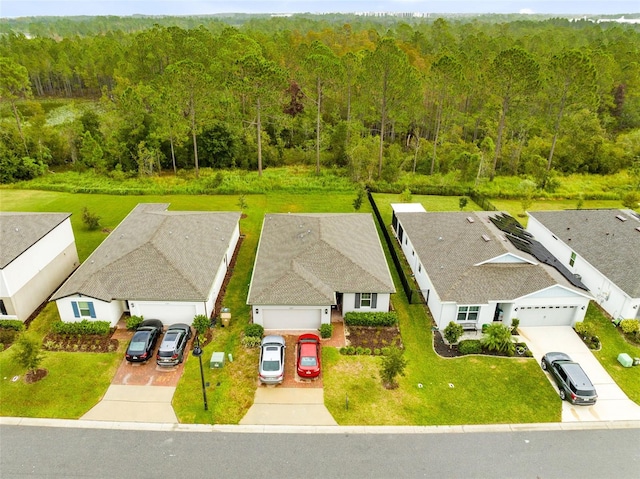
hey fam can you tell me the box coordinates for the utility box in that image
[617,353,633,368]
[220,307,231,328]
[210,352,225,368]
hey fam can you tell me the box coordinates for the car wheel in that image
[541,360,547,370]
[179,353,184,364]
[559,389,566,401]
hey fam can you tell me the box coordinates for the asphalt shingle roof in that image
[395,211,580,303]
[51,204,241,302]
[0,212,71,269]
[247,213,395,305]
[529,209,640,297]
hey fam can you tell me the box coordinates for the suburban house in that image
[391,206,592,331]
[527,209,640,321]
[247,213,396,330]
[51,203,241,326]
[0,212,79,322]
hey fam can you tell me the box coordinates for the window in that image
[457,306,480,322]
[72,301,96,318]
[355,293,378,309]
[569,252,576,267]
[418,264,422,273]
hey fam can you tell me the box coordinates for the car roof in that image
[299,341,318,356]
[561,362,595,387]
[167,323,190,332]
[262,335,286,346]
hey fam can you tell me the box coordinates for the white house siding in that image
[55,296,124,327]
[205,223,240,316]
[0,219,78,321]
[342,292,391,315]
[527,216,638,320]
[253,305,329,330]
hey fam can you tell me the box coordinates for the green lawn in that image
[583,304,640,404]
[3,189,617,425]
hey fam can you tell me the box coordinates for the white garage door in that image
[262,308,322,330]
[137,303,198,325]
[517,305,578,327]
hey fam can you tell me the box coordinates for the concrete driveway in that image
[519,326,640,422]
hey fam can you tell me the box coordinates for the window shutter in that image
[371,293,377,309]
[72,302,80,318]
[88,302,96,318]
[355,293,360,309]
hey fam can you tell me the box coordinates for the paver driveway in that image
[519,326,640,422]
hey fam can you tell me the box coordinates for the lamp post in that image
[192,335,208,411]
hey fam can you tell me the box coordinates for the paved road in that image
[1,423,639,478]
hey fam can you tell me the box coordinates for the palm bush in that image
[481,323,515,355]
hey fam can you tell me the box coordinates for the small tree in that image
[443,321,464,348]
[82,207,101,231]
[481,323,515,355]
[192,314,209,336]
[237,194,248,212]
[459,196,469,210]
[13,334,44,375]
[353,187,365,211]
[380,346,407,389]
[400,188,413,203]
[622,191,640,210]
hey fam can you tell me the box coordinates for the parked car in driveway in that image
[156,323,192,367]
[259,335,286,384]
[541,352,598,405]
[296,333,321,378]
[125,319,163,363]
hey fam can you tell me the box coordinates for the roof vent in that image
[616,214,628,222]
[481,234,491,242]
[466,216,475,223]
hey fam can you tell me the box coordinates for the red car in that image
[296,333,321,378]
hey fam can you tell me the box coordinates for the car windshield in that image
[300,356,317,366]
[128,341,146,352]
[262,360,281,372]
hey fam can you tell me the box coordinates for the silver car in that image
[259,335,286,385]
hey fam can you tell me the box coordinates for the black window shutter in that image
[371,293,377,308]
[355,293,360,309]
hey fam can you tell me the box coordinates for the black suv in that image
[541,352,598,405]
[156,323,192,367]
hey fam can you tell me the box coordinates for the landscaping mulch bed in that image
[42,333,119,353]
[24,368,48,383]
[346,325,403,350]
[433,331,527,358]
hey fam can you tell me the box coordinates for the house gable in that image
[516,284,592,301]
[476,252,536,266]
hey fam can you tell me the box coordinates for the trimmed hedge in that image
[344,311,398,327]
[458,339,483,355]
[244,323,264,338]
[51,320,111,336]
[319,323,333,339]
[0,319,25,331]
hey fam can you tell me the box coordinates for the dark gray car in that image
[156,323,192,367]
[541,352,598,405]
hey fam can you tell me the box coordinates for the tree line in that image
[1,15,639,186]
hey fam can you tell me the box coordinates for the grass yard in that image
[583,304,640,404]
[0,303,123,418]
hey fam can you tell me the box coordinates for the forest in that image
[1,14,640,192]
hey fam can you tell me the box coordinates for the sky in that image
[1,1,638,18]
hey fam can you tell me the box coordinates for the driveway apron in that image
[519,326,640,422]
[240,388,337,426]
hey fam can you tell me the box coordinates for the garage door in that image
[517,305,578,327]
[262,308,322,330]
[137,303,198,324]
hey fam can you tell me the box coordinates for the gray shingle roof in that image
[51,204,240,302]
[395,211,582,303]
[0,212,71,269]
[529,209,640,297]
[247,213,395,305]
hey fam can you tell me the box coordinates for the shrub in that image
[381,347,391,356]
[0,329,18,345]
[574,321,595,339]
[244,323,264,338]
[355,346,365,355]
[126,315,144,330]
[241,336,262,348]
[524,350,534,358]
[52,320,110,336]
[481,323,515,355]
[81,206,101,230]
[458,339,483,355]
[319,323,333,339]
[443,321,464,346]
[363,348,372,355]
[373,348,381,355]
[380,346,408,389]
[346,346,356,355]
[192,314,210,336]
[620,319,640,336]
[0,320,25,331]
[339,347,348,355]
[510,318,520,334]
[344,311,398,327]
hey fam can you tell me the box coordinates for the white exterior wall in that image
[55,296,124,327]
[342,292,391,314]
[132,300,202,325]
[252,304,331,327]
[527,216,638,320]
[1,219,79,321]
